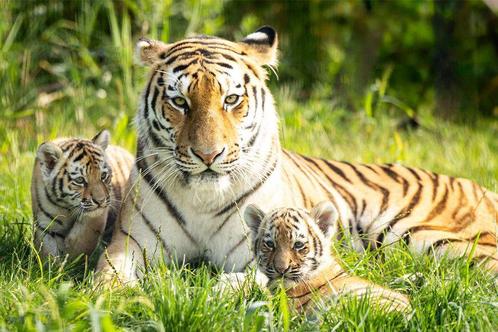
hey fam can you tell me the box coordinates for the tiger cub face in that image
[244,201,339,283]
[36,130,113,216]
[134,27,279,189]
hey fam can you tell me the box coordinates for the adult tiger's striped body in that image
[281,151,498,272]
[31,131,134,260]
[96,26,497,285]
[244,202,411,314]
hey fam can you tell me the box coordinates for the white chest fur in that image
[134,162,288,272]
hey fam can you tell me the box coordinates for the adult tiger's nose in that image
[191,147,225,166]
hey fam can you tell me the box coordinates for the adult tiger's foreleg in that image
[95,228,144,287]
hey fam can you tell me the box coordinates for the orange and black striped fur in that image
[96,26,497,286]
[244,202,411,314]
[281,152,498,273]
[31,130,134,260]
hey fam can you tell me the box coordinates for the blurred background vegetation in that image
[1,0,497,143]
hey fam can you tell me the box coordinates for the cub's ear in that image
[239,26,278,67]
[92,130,110,150]
[37,142,63,177]
[311,201,339,238]
[244,204,266,238]
[135,37,170,66]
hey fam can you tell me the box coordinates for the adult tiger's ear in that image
[92,130,110,150]
[244,204,266,238]
[135,37,170,66]
[239,26,278,67]
[311,201,339,238]
[37,142,63,177]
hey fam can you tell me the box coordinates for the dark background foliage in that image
[1,0,497,125]
[223,0,498,118]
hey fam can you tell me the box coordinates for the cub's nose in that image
[191,147,224,166]
[274,264,291,275]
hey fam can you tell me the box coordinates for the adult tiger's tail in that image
[447,190,498,273]
[426,188,498,274]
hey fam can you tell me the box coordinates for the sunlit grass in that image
[0,86,497,330]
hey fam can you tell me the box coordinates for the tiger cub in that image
[244,202,411,314]
[31,130,134,261]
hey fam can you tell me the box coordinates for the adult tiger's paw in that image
[93,268,139,291]
[213,271,269,295]
[214,272,248,294]
[93,252,139,290]
[214,272,264,296]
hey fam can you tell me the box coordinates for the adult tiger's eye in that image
[73,177,85,185]
[293,241,305,250]
[101,171,109,181]
[224,94,239,105]
[264,239,275,249]
[172,97,187,108]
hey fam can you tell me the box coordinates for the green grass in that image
[0,85,497,331]
[1,1,497,329]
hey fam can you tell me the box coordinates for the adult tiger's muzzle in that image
[190,147,225,167]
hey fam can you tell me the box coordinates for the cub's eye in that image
[293,241,305,250]
[171,97,187,108]
[73,177,85,185]
[101,171,109,181]
[263,239,275,249]
[224,94,240,106]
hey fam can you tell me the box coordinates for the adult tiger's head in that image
[244,202,339,283]
[36,131,113,216]
[135,26,279,190]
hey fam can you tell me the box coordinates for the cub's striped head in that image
[135,26,279,188]
[244,201,339,282]
[36,131,113,215]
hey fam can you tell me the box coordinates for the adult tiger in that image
[96,26,498,285]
